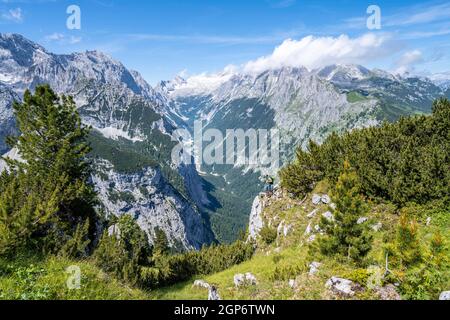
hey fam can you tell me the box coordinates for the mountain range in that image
[1,33,449,246]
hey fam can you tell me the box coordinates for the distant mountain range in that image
[1,33,449,245]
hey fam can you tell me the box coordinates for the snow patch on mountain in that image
[96,126,144,142]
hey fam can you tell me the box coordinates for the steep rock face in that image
[162,67,381,165]
[248,196,264,241]
[0,33,157,98]
[0,33,214,250]
[157,64,446,242]
[92,160,212,250]
[0,83,18,154]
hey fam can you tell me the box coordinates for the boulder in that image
[208,286,221,300]
[325,277,363,297]
[426,217,432,226]
[305,223,312,235]
[329,203,337,210]
[439,291,450,300]
[307,235,316,243]
[322,211,334,222]
[321,195,331,204]
[234,274,245,287]
[372,222,383,232]
[309,262,321,275]
[357,217,368,224]
[289,279,297,289]
[307,209,317,219]
[245,273,258,286]
[193,280,210,289]
[314,225,322,233]
[377,284,401,300]
[283,224,293,237]
[108,224,121,239]
[312,194,322,205]
[234,273,258,287]
[277,221,285,236]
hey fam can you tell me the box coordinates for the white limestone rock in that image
[357,217,368,224]
[289,279,297,289]
[322,211,334,222]
[305,223,312,235]
[325,277,362,297]
[193,280,210,289]
[321,195,331,204]
[439,291,450,300]
[208,286,221,300]
[307,209,318,219]
[372,222,383,232]
[248,196,264,241]
[309,262,321,275]
[312,194,322,205]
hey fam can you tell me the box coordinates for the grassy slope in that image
[0,254,150,300]
[154,181,449,300]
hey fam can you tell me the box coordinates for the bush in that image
[259,226,278,245]
[318,162,372,264]
[281,99,450,206]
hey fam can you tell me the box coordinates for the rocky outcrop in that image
[309,262,321,275]
[0,34,217,251]
[193,280,210,289]
[92,160,213,250]
[376,284,401,300]
[439,291,450,300]
[0,84,18,154]
[208,286,221,300]
[234,273,258,287]
[248,196,264,241]
[325,277,363,297]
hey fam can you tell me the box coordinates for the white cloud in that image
[1,7,23,23]
[44,33,82,45]
[69,36,82,44]
[243,33,395,74]
[267,0,296,8]
[45,33,64,41]
[393,50,424,75]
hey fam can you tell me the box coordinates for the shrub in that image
[319,162,372,264]
[259,226,278,245]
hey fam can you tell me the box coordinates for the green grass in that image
[347,91,369,103]
[0,254,150,300]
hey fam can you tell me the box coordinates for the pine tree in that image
[319,161,373,263]
[153,227,170,255]
[396,213,422,266]
[0,85,97,255]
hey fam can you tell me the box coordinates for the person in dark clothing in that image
[262,175,274,195]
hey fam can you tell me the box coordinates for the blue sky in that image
[1,0,450,84]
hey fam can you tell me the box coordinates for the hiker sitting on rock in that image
[261,175,274,196]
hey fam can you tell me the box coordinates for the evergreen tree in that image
[153,227,170,255]
[0,85,97,255]
[396,213,422,266]
[93,215,151,287]
[319,161,372,263]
